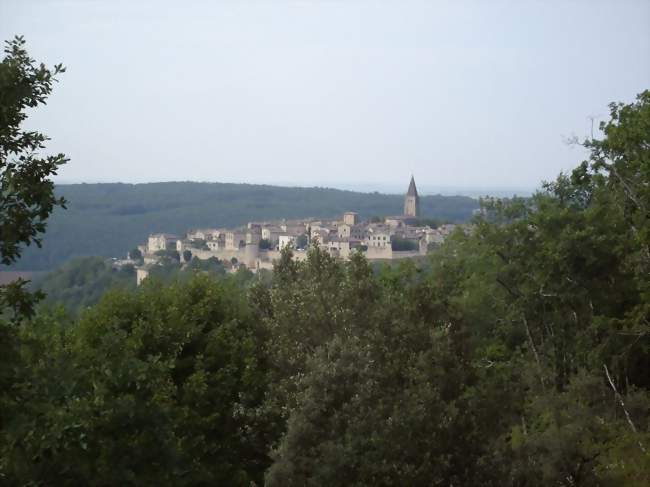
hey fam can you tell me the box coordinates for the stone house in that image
[327,237,351,258]
[366,225,391,248]
[186,228,219,241]
[246,226,262,245]
[280,222,307,236]
[261,226,282,244]
[225,231,246,250]
[147,233,179,253]
[338,223,366,240]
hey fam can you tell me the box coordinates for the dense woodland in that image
[11,182,478,271]
[32,255,259,315]
[33,257,137,313]
[1,38,649,485]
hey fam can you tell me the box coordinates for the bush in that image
[155,249,180,261]
[391,237,418,251]
[259,238,273,250]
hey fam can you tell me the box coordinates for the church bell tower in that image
[403,176,419,218]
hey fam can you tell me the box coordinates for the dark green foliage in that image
[188,255,223,272]
[11,182,478,271]
[258,238,273,250]
[390,236,418,251]
[0,37,66,267]
[34,256,135,314]
[147,259,182,281]
[294,233,308,249]
[32,254,247,315]
[155,249,180,262]
[191,238,210,250]
[0,36,67,320]
[0,38,69,486]
[258,248,515,486]
[129,247,143,261]
[2,276,269,485]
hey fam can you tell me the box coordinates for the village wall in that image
[185,248,242,262]
[365,246,393,259]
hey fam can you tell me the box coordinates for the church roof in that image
[407,176,418,197]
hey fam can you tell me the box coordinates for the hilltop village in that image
[134,177,459,284]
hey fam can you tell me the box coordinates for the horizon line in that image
[53,178,536,194]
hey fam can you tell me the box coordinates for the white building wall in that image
[278,235,296,250]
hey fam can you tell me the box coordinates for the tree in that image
[0,36,69,485]
[458,91,650,483]
[154,249,180,262]
[0,36,67,321]
[129,247,143,261]
[258,238,273,250]
[586,90,650,247]
[294,233,308,249]
[390,237,418,251]
[191,238,210,251]
[261,247,513,485]
[182,249,192,262]
[260,91,650,484]
[2,276,271,485]
[34,256,136,314]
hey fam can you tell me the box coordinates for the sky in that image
[2,0,649,194]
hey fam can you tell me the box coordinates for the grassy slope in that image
[12,182,478,270]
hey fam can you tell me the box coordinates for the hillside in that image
[10,182,478,270]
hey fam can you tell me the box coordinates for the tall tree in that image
[0,36,68,485]
[0,36,67,321]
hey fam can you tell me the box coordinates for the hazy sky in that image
[2,0,649,191]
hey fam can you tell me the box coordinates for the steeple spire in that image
[404,175,420,218]
[407,175,418,197]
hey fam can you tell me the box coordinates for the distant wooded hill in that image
[11,182,478,270]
